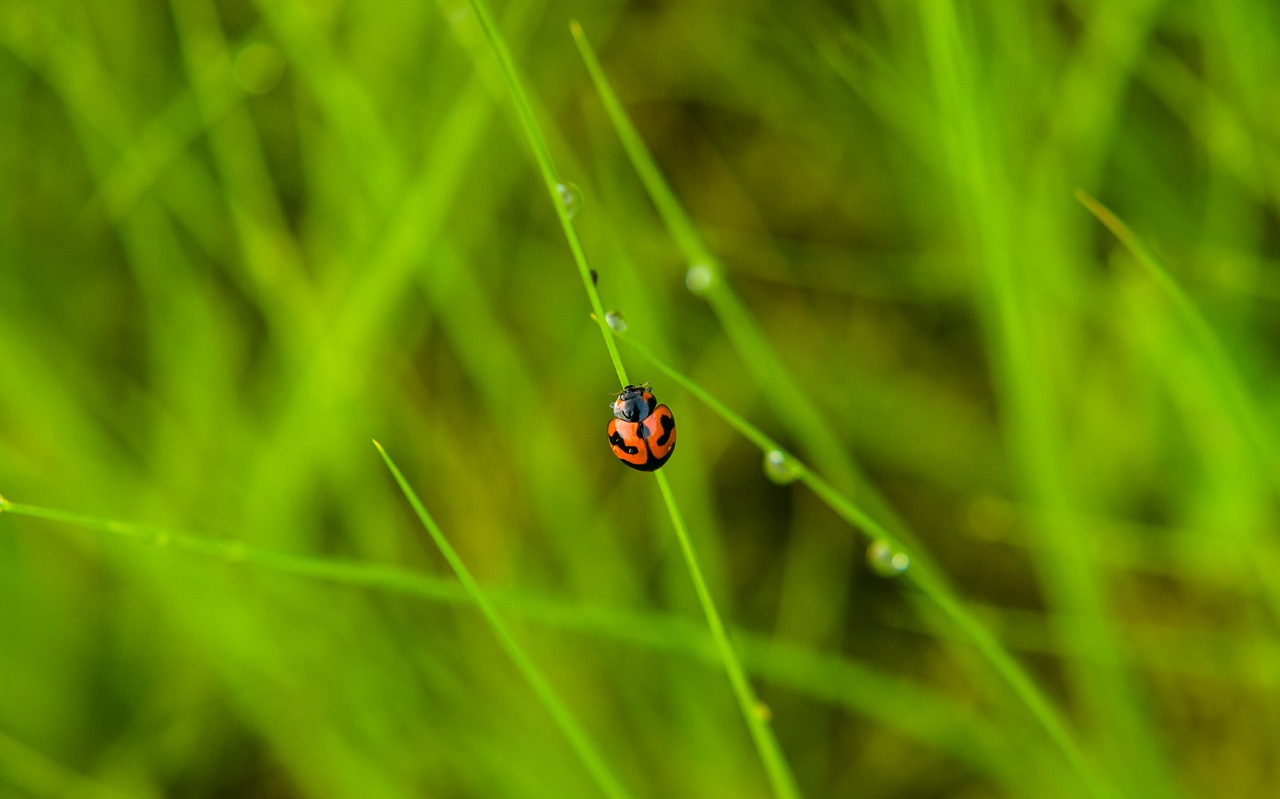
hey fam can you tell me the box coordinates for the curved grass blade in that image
[372,442,633,799]
[1075,188,1279,486]
[0,493,1036,787]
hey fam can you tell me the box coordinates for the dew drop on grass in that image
[685,262,714,295]
[605,310,627,332]
[866,539,909,577]
[555,182,581,220]
[753,701,773,722]
[763,449,799,484]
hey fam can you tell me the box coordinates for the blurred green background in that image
[3,0,1279,796]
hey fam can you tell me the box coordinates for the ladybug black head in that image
[611,384,657,423]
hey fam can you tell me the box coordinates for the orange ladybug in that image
[607,384,677,471]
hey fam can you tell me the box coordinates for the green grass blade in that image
[568,20,708,264]
[569,19,919,561]
[0,496,457,601]
[372,442,633,799]
[464,0,628,387]
[0,493,1030,785]
[1076,188,1280,632]
[613,331,1109,799]
[573,23,860,486]
[460,6,802,794]
[654,472,802,799]
[913,4,1175,796]
[1075,188,1279,485]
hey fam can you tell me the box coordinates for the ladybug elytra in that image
[607,385,677,471]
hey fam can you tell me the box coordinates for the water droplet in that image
[866,539,909,578]
[605,310,627,332]
[762,449,800,484]
[685,262,715,296]
[753,701,772,722]
[556,182,581,220]
[233,42,286,95]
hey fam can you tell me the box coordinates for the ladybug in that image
[607,384,677,471]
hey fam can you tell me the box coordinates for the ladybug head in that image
[611,384,657,423]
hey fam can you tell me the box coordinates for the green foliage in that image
[2,1,1278,797]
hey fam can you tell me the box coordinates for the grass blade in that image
[464,0,628,386]
[0,493,1030,786]
[612,331,1109,799]
[1075,188,1280,485]
[372,442,633,799]
[654,472,802,799]
[460,5,803,794]
[574,14,1094,778]
[569,19,922,582]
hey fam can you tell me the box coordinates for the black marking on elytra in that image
[609,429,638,456]
[654,411,674,446]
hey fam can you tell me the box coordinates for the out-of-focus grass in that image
[2,1,1279,797]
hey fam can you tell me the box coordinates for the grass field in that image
[3,1,1279,797]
